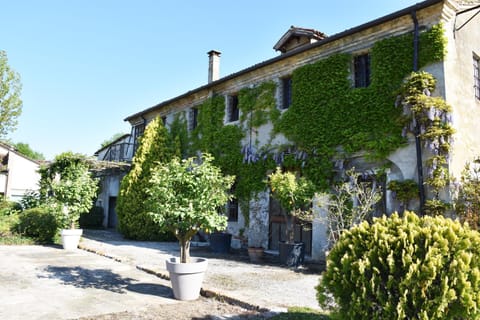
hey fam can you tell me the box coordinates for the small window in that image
[354,53,371,88]
[281,77,292,109]
[189,107,198,131]
[227,197,239,222]
[133,122,145,151]
[474,54,480,100]
[227,95,239,122]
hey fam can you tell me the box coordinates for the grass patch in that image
[269,307,330,319]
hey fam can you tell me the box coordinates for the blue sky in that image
[1,0,421,160]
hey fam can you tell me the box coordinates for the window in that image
[474,54,480,100]
[189,107,198,131]
[133,122,145,151]
[227,95,239,122]
[354,53,371,88]
[227,197,239,222]
[281,77,292,109]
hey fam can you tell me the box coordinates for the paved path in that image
[0,230,323,319]
[79,229,323,311]
[0,245,177,320]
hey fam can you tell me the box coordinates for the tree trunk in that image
[286,216,295,243]
[179,238,191,263]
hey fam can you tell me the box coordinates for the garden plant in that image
[318,212,480,319]
[146,153,234,263]
[39,152,98,229]
[268,167,315,244]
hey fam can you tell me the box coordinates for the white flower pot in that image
[60,229,83,250]
[166,257,208,301]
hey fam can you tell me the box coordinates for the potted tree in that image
[146,154,234,300]
[268,167,315,267]
[39,152,98,250]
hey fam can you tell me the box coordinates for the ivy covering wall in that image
[163,24,447,220]
[277,24,446,188]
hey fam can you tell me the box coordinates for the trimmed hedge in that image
[318,212,480,319]
[15,207,58,243]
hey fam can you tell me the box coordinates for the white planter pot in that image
[60,229,83,250]
[166,257,208,301]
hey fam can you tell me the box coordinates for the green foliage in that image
[116,116,175,240]
[0,212,35,245]
[276,26,446,189]
[39,152,98,229]
[99,132,128,149]
[191,95,230,155]
[0,50,23,137]
[239,81,279,131]
[190,94,264,222]
[268,167,315,243]
[398,71,453,213]
[79,205,104,229]
[318,212,480,319]
[387,179,418,211]
[269,307,330,319]
[19,190,42,210]
[15,207,58,243]
[169,112,189,158]
[146,154,234,263]
[11,142,45,160]
[453,160,480,229]
[0,200,21,216]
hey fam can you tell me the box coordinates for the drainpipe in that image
[411,10,426,216]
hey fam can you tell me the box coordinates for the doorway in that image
[108,197,118,228]
[268,196,312,255]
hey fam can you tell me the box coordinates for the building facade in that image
[0,142,41,202]
[101,0,480,261]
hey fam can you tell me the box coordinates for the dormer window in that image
[354,53,371,88]
[227,95,239,122]
[274,26,327,54]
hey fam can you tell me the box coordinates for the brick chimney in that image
[207,50,221,83]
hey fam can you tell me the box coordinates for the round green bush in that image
[318,211,480,319]
[16,207,58,243]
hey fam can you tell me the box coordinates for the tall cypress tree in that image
[116,116,174,240]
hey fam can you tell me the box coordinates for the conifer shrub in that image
[317,212,480,319]
[116,116,175,240]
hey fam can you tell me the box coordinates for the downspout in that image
[411,10,426,216]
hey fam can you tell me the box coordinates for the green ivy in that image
[239,81,279,132]
[135,25,447,229]
[169,112,189,158]
[276,25,446,189]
